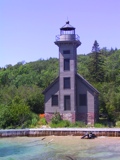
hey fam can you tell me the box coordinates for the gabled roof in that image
[77,73,99,94]
[42,77,59,94]
[42,74,99,95]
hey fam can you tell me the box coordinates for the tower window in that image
[64,77,70,89]
[64,95,71,110]
[63,50,70,54]
[79,94,87,106]
[52,95,58,106]
[64,59,70,70]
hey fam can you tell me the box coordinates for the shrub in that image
[50,112,86,128]
[50,120,86,128]
[39,117,47,125]
[0,102,33,129]
[116,121,120,127]
[51,112,61,124]
[50,120,70,128]
[94,123,106,128]
[32,117,38,125]
[50,123,58,128]
[59,120,71,127]
[29,114,39,127]
[70,121,86,128]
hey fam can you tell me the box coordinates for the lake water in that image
[0,136,120,160]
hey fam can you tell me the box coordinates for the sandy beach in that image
[44,135,120,146]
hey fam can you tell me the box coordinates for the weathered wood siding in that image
[76,76,97,124]
[58,43,78,122]
[44,80,60,113]
[59,43,77,114]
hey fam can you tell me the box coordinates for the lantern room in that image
[55,21,80,42]
[60,21,75,35]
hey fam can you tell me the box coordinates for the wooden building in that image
[43,22,99,125]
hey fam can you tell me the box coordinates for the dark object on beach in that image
[41,137,45,140]
[81,132,97,139]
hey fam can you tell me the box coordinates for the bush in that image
[50,120,86,128]
[50,112,87,128]
[0,104,8,128]
[59,120,71,127]
[39,117,47,125]
[29,113,39,127]
[94,123,106,128]
[31,118,38,126]
[116,121,120,127]
[50,120,70,128]
[51,112,61,124]
[0,102,34,129]
[70,121,86,128]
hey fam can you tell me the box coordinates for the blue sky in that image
[0,0,120,67]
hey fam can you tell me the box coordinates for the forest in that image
[0,40,120,128]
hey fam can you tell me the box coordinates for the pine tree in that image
[88,40,104,82]
[92,40,100,53]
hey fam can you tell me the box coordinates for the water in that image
[0,136,120,160]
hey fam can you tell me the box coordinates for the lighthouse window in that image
[64,77,70,89]
[79,94,87,106]
[63,50,70,54]
[64,95,71,110]
[64,59,70,70]
[52,95,58,106]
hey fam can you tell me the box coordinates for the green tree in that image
[0,98,33,129]
[104,50,120,83]
[77,54,90,80]
[88,40,105,82]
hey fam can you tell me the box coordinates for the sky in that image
[0,0,120,67]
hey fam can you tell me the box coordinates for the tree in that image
[92,40,100,53]
[88,40,105,82]
[0,99,33,129]
[104,50,120,83]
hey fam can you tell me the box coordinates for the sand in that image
[44,135,120,146]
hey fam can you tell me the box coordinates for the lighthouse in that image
[43,22,99,124]
[54,21,81,122]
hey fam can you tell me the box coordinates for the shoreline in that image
[0,128,120,137]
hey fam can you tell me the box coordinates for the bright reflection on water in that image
[0,136,120,160]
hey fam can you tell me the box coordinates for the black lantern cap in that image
[60,21,75,31]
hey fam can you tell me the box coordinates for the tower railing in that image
[55,34,80,41]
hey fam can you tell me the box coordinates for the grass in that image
[50,120,86,128]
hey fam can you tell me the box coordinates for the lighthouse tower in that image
[55,21,81,122]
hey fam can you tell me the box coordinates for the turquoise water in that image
[0,137,120,160]
[0,137,57,160]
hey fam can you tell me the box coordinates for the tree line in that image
[0,41,120,128]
